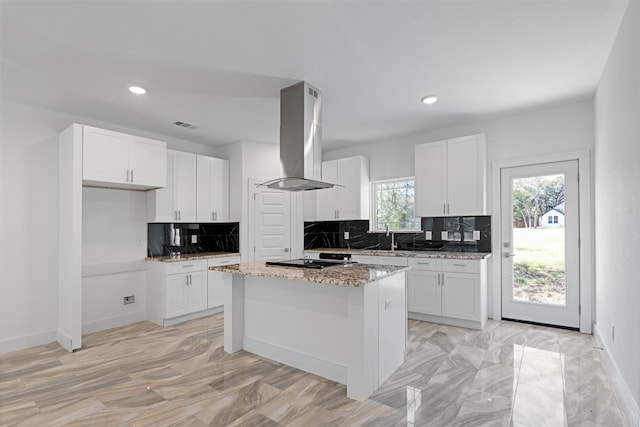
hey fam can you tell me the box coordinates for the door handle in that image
[503,252,516,258]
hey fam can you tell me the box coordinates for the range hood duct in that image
[261,81,336,192]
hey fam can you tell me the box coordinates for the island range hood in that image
[260,81,336,192]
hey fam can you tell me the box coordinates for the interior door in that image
[253,184,292,261]
[500,160,580,328]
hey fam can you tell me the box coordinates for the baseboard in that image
[408,312,484,330]
[162,307,223,327]
[593,323,640,427]
[83,311,147,334]
[243,336,347,385]
[0,329,57,355]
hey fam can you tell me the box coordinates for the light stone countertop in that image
[210,261,408,287]
[146,252,240,263]
[304,248,491,260]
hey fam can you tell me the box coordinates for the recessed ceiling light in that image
[128,86,147,95]
[421,95,438,105]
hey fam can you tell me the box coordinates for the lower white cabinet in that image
[408,258,487,329]
[147,255,239,326]
[207,256,240,308]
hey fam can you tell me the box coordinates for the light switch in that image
[441,231,448,240]
[425,231,432,240]
[473,230,481,240]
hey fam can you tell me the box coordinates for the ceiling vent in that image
[173,121,199,130]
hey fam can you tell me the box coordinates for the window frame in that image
[369,176,421,232]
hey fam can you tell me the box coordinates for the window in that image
[553,215,559,224]
[548,216,553,224]
[371,178,421,231]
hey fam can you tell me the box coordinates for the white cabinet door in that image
[129,136,167,188]
[82,126,129,185]
[187,270,208,313]
[148,153,176,222]
[407,269,441,316]
[378,273,407,384]
[316,159,338,220]
[171,150,197,222]
[415,140,446,216]
[447,135,486,216]
[166,274,189,318]
[441,272,479,321]
[337,156,365,220]
[196,155,229,222]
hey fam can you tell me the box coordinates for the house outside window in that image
[371,178,420,231]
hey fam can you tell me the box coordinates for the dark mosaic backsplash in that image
[304,216,491,252]
[147,222,239,257]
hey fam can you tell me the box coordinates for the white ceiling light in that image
[128,86,146,95]
[421,95,438,105]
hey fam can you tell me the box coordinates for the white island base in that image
[223,269,407,401]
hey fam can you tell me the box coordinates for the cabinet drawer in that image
[441,259,479,274]
[408,258,442,271]
[208,256,240,268]
[166,259,207,275]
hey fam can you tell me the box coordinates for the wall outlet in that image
[611,324,615,341]
[123,295,135,305]
[191,235,198,244]
[344,231,350,239]
[473,230,481,240]
[425,231,432,240]
[441,231,448,240]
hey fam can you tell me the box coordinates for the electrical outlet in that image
[611,324,615,341]
[425,231,432,240]
[441,231,448,240]
[473,230,481,240]
[123,295,135,305]
[191,235,197,244]
[344,231,350,239]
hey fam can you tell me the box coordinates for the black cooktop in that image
[265,259,350,269]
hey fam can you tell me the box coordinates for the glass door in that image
[501,160,580,328]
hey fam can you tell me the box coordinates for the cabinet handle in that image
[443,204,446,215]
[452,263,466,267]
[185,275,189,286]
[131,169,134,183]
[417,262,431,265]
[214,212,217,221]
[174,210,178,221]
[437,273,441,286]
[211,212,214,221]
[182,264,194,268]
[178,210,181,222]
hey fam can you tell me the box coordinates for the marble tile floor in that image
[0,315,629,427]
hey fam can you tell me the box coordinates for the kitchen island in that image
[210,261,408,401]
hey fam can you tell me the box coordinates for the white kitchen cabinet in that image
[147,259,210,326]
[147,150,197,222]
[415,134,486,216]
[316,156,369,221]
[207,256,240,308]
[82,125,167,190]
[196,155,229,222]
[408,257,487,329]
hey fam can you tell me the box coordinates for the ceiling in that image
[0,1,629,150]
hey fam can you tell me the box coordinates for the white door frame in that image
[491,150,593,333]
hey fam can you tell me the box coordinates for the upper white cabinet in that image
[82,125,166,190]
[196,155,229,222]
[415,134,486,216]
[147,150,196,222]
[316,155,370,221]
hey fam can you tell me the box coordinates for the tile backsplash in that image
[304,217,491,252]
[147,222,239,257]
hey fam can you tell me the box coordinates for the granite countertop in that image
[146,252,240,263]
[304,248,491,260]
[210,262,408,288]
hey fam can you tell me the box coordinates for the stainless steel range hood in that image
[261,81,336,192]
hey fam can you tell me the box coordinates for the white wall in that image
[0,99,221,352]
[593,0,640,422]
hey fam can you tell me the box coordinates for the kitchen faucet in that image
[385,226,397,252]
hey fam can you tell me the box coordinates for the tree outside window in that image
[372,178,420,231]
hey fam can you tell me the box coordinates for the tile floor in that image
[0,314,629,426]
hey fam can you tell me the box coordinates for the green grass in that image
[512,228,566,304]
